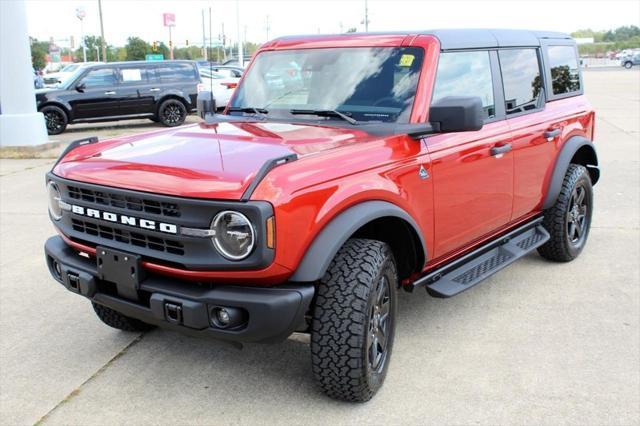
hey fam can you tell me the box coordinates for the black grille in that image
[71,218,185,255]
[67,186,181,218]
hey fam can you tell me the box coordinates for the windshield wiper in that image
[289,109,358,125]
[227,106,268,120]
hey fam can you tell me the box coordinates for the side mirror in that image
[429,96,484,133]
[75,83,86,92]
[197,90,216,119]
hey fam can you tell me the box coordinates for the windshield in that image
[57,67,87,89]
[61,64,79,73]
[230,47,424,123]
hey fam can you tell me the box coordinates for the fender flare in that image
[289,201,427,282]
[543,135,599,209]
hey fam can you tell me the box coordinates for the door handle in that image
[544,128,561,141]
[104,91,116,95]
[490,143,512,157]
[149,88,160,92]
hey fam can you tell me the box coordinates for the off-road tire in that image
[92,302,155,332]
[310,238,398,402]
[538,164,593,262]
[158,99,187,127]
[41,105,68,135]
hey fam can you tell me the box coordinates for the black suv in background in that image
[36,61,200,135]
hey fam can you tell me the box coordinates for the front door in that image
[69,67,120,120]
[426,50,514,258]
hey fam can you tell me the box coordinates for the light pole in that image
[76,7,87,62]
[0,0,48,147]
[236,0,243,66]
[98,0,106,62]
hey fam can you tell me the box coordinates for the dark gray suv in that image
[35,60,200,135]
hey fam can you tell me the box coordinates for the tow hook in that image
[164,302,183,325]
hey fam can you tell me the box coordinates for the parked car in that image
[45,29,598,402]
[43,62,103,87]
[622,52,640,68]
[198,68,240,108]
[36,60,200,134]
[223,55,253,67]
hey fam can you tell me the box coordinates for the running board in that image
[412,218,550,298]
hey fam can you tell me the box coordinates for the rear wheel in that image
[310,238,397,402]
[624,61,633,69]
[41,105,68,135]
[92,302,155,332]
[538,164,593,262]
[158,99,187,127]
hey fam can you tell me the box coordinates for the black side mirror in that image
[429,96,484,133]
[75,83,86,92]
[197,90,216,119]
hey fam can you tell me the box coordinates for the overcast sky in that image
[25,0,640,49]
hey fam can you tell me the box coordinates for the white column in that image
[0,0,48,147]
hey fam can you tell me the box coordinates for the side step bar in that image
[412,218,550,298]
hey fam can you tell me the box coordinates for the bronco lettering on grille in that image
[70,204,178,234]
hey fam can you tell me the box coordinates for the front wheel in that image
[538,164,593,262]
[158,99,187,127]
[310,238,397,402]
[624,61,633,69]
[41,105,68,135]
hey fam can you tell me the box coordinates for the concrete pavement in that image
[0,69,638,425]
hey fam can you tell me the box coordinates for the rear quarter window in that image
[547,45,581,95]
[154,64,198,82]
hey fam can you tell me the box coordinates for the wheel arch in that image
[156,94,191,115]
[39,101,71,119]
[289,201,427,283]
[543,136,599,210]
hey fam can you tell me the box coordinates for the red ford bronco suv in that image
[45,29,598,402]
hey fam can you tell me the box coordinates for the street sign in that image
[145,54,164,61]
[163,13,175,27]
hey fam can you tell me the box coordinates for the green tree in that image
[30,37,49,70]
[124,36,150,60]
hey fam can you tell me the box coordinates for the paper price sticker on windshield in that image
[399,54,415,67]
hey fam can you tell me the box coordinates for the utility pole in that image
[221,23,226,61]
[265,15,270,41]
[98,0,106,62]
[364,0,369,32]
[236,0,243,66]
[201,9,207,60]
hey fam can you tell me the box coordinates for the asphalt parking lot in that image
[0,69,638,425]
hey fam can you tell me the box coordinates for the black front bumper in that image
[44,236,314,344]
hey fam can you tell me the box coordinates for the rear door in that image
[69,67,119,119]
[117,65,156,115]
[504,43,584,219]
[426,50,514,258]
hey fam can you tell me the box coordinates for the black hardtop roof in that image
[274,29,573,50]
[89,60,197,69]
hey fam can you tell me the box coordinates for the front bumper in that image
[45,236,314,344]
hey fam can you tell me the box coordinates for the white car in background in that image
[43,62,103,87]
[198,68,241,109]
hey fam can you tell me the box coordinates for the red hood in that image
[54,122,374,200]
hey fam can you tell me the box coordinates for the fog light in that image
[217,308,230,325]
[210,306,248,329]
[52,260,62,279]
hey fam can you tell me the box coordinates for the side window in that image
[547,45,581,95]
[79,68,117,88]
[155,64,197,82]
[432,51,495,119]
[120,67,149,84]
[498,49,542,114]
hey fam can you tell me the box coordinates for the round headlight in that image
[211,211,255,260]
[47,181,62,220]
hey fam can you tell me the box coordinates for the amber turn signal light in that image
[266,216,275,249]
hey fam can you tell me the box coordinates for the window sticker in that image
[399,54,415,67]
[122,69,142,82]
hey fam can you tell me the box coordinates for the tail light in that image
[221,82,238,89]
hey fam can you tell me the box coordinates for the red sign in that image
[163,13,176,27]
